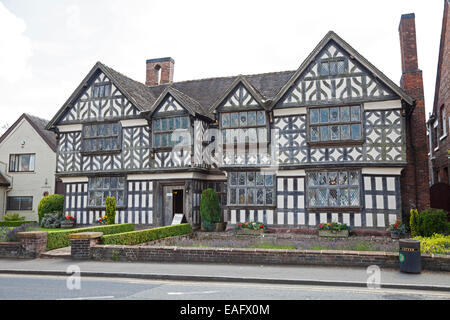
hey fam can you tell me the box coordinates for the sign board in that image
[171,214,185,225]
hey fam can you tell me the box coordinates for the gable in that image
[59,71,140,124]
[154,94,188,116]
[219,83,262,110]
[276,40,397,108]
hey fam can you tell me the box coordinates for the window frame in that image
[227,171,275,207]
[152,115,191,150]
[92,82,112,99]
[306,169,362,212]
[307,104,364,146]
[8,154,35,173]
[6,196,33,211]
[87,176,127,209]
[219,109,269,155]
[81,121,122,155]
[318,57,348,77]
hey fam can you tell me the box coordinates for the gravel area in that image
[146,231,401,252]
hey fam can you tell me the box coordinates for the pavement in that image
[0,257,449,292]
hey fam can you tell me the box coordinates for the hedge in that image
[101,223,191,245]
[46,223,135,250]
[0,221,37,227]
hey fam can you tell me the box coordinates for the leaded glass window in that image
[309,105,362,142]
[92,83,111,98]
[228,171,275,206]
[153,116,190,148]
[319,59,347,76]
[88,176,125,207]
[82,122,121,154]
[307,170,361,208]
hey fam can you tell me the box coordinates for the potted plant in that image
[388,220,406,239]
[96,216,108,225]
[318,222,350,238]
[235,221,267,235]
[60,215,76,228]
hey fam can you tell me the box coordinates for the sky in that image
[0,0,445,135]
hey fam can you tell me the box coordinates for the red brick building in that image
[428,0,450,187]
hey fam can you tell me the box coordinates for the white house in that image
[0,113,60,221]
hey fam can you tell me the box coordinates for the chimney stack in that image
[398,13,430,215]
[145,57,174,86]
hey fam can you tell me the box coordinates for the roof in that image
[0,171,9,187]
[0,113,57,152]
[271,31,414,107]
[46,30,414,129]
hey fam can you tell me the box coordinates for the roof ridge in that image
[148,69,296,87]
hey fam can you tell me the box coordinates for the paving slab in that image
[0,258,449,292]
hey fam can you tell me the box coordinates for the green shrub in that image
[413,234,450,255]
[40,212,63,229]
[0,220,37,227]
[101,223,191,245]
[46,223,135,250]
[200,188,221,231]
[38,194,64,223]
[418,208,449,237]
[105,196,116,225]
[409,208,420,237]
[3,213,25,221]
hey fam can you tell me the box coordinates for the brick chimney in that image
[398,13,430,216]
[145,57,174,86]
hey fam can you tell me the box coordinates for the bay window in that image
[307,170,361,208]
[228,171,275,206]
[88,176,126,208]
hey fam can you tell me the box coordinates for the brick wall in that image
[398,13,431,216]
[0,242,22,258]
[431,0,450,184]
[90,245,450,272]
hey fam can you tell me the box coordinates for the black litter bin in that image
[399,239,421,273]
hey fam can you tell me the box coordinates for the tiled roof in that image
[0,113,56,152]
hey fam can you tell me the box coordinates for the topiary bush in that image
[105,196,116,225]
[409,208,420,237]
[101,223,191,245]
[38,194,64,223]
[199,188,221,231]
[46,223,135,250]
[418,208,449,237]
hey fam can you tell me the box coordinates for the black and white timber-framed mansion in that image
[45,29,429,230]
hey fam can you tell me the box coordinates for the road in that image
[0,273,449,300]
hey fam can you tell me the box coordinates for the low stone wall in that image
[89,245,450,271]
[0,232,48,259]
[0,242,22,258]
